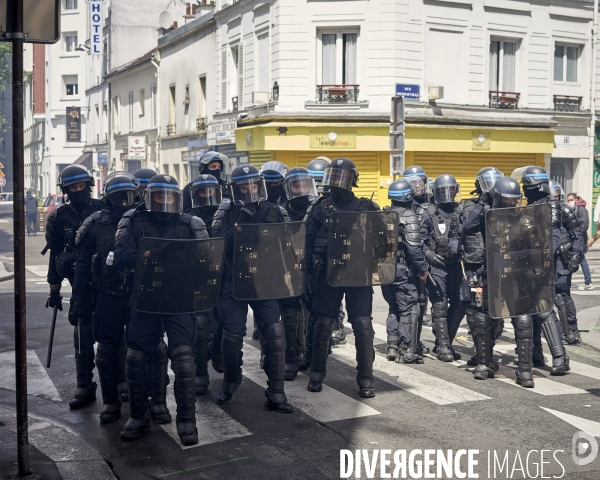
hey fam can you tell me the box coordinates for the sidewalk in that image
[0,406,117,480]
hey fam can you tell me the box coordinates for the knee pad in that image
[535,311,552,323]
[169,345,195,376]
[473,311,487,329]
[515,315,533,337]
[264,322,286,349]
[351,316,373,332]
[431,298,448,319]
[96,343,119,368]
[126,348,149,370]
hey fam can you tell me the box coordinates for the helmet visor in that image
[434,185,460,204]
[107,190,136,206]
[284,174,318,200]
[549,181,564,199]
[322,168,354,191]
[231,177,267,205]
[510,167,529,183]
[145,186,182,213]
[494,195,522,209]
[191,185,223,207]
[405,176,429,198]
[477,170,504,192]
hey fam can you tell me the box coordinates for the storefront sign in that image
[207,121,237,146]
[310,130,356,149]
[472,131,491,150]
[395,84,420,100]
[97,151,108,164]
[89,1,103,55]
[128,136,146,160]
[66,107,81,142]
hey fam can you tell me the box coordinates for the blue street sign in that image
[395,84,420,100]
[97,151,108,164]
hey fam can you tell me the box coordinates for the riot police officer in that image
[114,175,208,445]
[422,175,466,363]
[260,161,288,204]
[549,180,582,345]
[211,164,293,413]
[43,165,104,409]
[305,158,380,398]
[279,168,318,379]
[381,179,429,362]
[513,166,582,375]
[182,151,230,212]
[187,174,223,393]
[133,168,157,198]
[403,166,431,207]
[307,156,331,194]
[72,174,174,423]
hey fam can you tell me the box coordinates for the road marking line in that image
[332,343,491,405]
[0,350,61,402]
[243,343,380,423]
[161,375,252,450]
[496,377,587,395]
[25,264,48,276]
[540,407,600,436]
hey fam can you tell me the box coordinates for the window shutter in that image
[238,44,244,110]
[221,49,227,111]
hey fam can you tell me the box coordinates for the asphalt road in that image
[1,219,600,479]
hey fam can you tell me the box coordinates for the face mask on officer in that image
[67,182,90,208]
[201,160,222,180]
[266,181,284,202]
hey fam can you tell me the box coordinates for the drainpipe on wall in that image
[589,0,598,206]
[151,54,161,172]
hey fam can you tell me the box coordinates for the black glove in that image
[568,256,580,274]
[68,297,93,327]
[45,291,63,311]
[479,191,492,206]
[237,204,257,224]
[425,251,446,268]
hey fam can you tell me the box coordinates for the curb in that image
[0,260,13,282]
[0,406,117,480]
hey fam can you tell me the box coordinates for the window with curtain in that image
[322,34,336,84]
[343,34,357,84]
[489,40,517,92]
[554,44,578,82]
[319,30,359,85]
[64,33,77,53]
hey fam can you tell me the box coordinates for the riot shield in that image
[232,222,306,300]
[485,204,554,319]
[327,211,398,287]
[132,238,225,314]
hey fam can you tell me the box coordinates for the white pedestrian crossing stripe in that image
[496,377,588,395]
[540,407,600,436]
[0,350,61,402]
[26,264,48,276]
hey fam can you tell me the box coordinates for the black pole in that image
[11,0,29,475]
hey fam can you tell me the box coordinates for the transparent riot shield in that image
[485,204,554,319]
[232,222,306,300]
[327,211,398,287]
[132,238,225,314]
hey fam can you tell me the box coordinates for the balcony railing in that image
[316,84,359,104]
[166,124,176,136]
[196,117,207,131]
[553,95,582,112]
[489,90,520,110]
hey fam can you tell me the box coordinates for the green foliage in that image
[0,43,12,90]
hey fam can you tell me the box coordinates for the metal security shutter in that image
[221,49,227,111]
[411,152,541,194]
[296,151,380,200]
[238,44,244,110]
[249,151,272,166]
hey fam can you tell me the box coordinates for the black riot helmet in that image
[134,168,157,193]
[58,164,94,207]
[492,176,522,209]
[475,167,503,193]
[549,180,565,201]
[190,174,222,208]
[104,173,138,208]
[403,166,429,200]
[512,166,551,199]
[402,166,427,182]
[259,161,288,183]
[284,167,318,201]
[145,174,183,213]
[388,179,413,204]
[432,174,460,204]
[322,158,358,191]
[230,164,268,205]
[306,157,331,184]
[199,151,227,180]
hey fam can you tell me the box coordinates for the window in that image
[489,40,517,91]
[65,0,78,10]
[151,85,157,127]
[139,88,145,116]
[113,96,120,134]
[319,31,358,84]
[554,44,578,83]
[230,46,240,109]
[198,77,207,117]
[127,161,141,174]
[64,33,78,53]
[257,34,270,93]
[63,75,78,96]
[128,91,133,132]
[169,85,176,125]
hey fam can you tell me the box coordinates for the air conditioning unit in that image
[252,92,269,105]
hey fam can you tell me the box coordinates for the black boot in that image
[120,349,151,441]
[210,324,224,373]
[171,345,199,445]
[515,315,534,388]
[217,331,244,404]
[116,340,129,402]
[404,308,423,364]
[353,317,375,398]
[150,340,172,424]
[308,316,335,392]
[432,299,454,362]
[95,343,122,423]
[532,346,545,366]
[263,323,294,413]
[470,311,495,380]
[282,309,300,381]
[540,313,570,376]
[194,314,210,395]
[387,335,399,361]
[69,324,97,409]
[297,308,308,371]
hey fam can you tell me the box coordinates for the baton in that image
[427,273,438,289]
[77,317,82,354]
[45,306,58,368]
